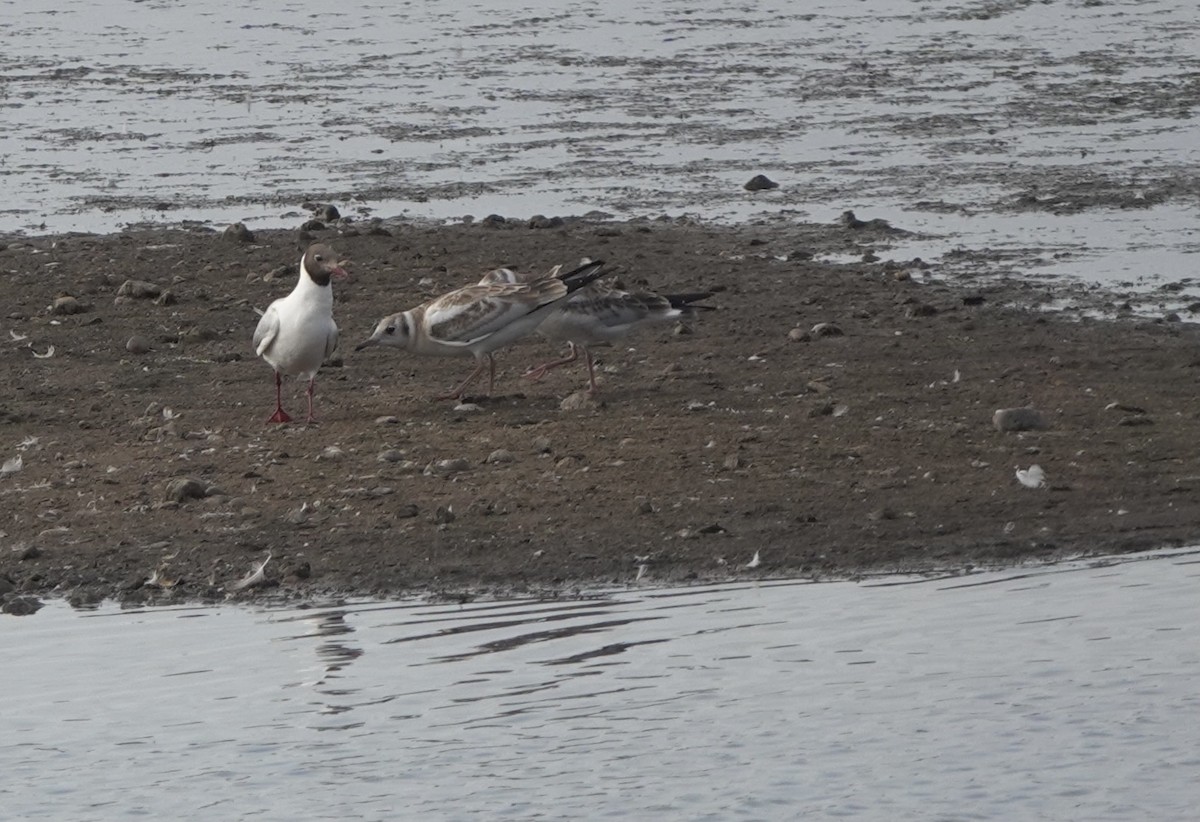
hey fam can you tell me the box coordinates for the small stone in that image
[377,449,406,463]
[425,458,471,477]
[369,486,395,497]
[433,505,456,525]
[453,402,482,412]
[811,322,844,337]
[560,391,603,412]
[223,222,255,243]
[787,327,810,342]
[722,453,742,470]
[486,449,515,464]
[396,504,420,519]
[17,544,43,561]
[117,279,161,300]
[153,290,177,306]
[744,174,779,191]
[263,264,290,283]
[180,325,217,343]
[992,407,1049,432]
[314,204,340,222]
[164,477,209,503]
[286,560,311,580]
[531,436,553,454]
[125,335,152,355]
[2,596,44,616]
[315,446,345,462]
[375,415,400,425]
[697,522,726,535]
[906,303,938,318]
[51,295,85,315]
[634,499,654,515]
[528,214,565,229]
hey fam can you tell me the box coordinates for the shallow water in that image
[4,549,1199,820]
[2,0,1198,288]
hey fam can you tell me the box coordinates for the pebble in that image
[164,477,210,503]
[722,453,742,470]
[395,504,420,519]
[560,391,602,412]
[787,327,809,342]
[905,303,938,318]
[528,214,565,229]
[51,295,86,315]
[634,499,654,515]
[486,449,515,464]
[453,402,482,412]
[992,407,1049,432]
[375,415,400,425]
[377,449,406,463]
[744,174,779,191]
[531,436,553,454]
[811,322,844,337]
[434,505,456,525]
[125,335,152,355]
[116,279,161,300]
[424,458,471,477]
[315,446,345,462]
[1,596,44,616]
[17,543,43,561]
[314,204,340,222]
[222,222,255,243]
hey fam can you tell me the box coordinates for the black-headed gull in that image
[252,243,348,423]
[355,260,608,400]
[480,265,714,393]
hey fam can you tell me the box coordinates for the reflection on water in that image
[3,549,1199,820]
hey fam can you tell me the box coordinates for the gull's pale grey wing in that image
[424,281,567,347]
[253,304,280,356]
[324,322,339,360]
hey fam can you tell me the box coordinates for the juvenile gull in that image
[481,264,714,393]
[252,243,348,423]
[355,260,608,400]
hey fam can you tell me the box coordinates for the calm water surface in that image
[3,549,1198,820]
[2,0,1198,288]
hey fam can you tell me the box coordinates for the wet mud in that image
[2,216,1200,609]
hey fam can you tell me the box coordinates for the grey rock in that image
[2,596,44,616]
[486,449,515,464]
[425,458,471,477]
[560,391,603,412]
[744,174,779,191]
[117,279,162,300]
[222,222,255,243]
[164,477,210,503]
[51,295,86,315]
[125,335,152,355]
[992,407,1049,432]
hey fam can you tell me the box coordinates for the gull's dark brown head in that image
[301,243,349,287]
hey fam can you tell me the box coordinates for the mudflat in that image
[2,216,1199,609]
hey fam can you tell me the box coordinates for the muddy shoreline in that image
[2,214,1200,612]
